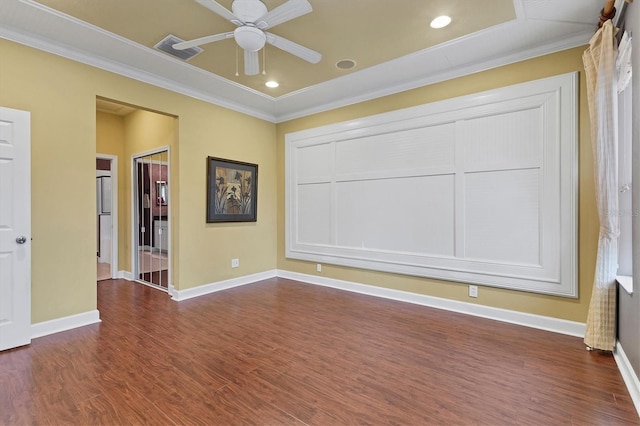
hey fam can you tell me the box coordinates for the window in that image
[616,31,633,293]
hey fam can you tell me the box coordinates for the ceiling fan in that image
[173,0,322,76]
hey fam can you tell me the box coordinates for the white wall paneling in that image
[286,73,578,297]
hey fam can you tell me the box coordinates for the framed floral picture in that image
[206,156,258,223]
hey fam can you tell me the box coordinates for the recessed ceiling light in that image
[336,59,357,70]
[430,15,452,29]
[265,80,279,88]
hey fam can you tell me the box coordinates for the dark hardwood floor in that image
[1,278,638,425]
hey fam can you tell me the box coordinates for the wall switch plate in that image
[231,258,239,268]
[469,285,478,298]
[316,263,322,272]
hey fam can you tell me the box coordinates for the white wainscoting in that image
[286,72,578,297]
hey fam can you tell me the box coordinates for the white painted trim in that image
[285,73,578,298]
[614,341,640,417]
[274,30,591,123]
[171,270,277,301]
[276,270,586,337]
[617,275,634,295]
[131,155,137,285]
[31,310,101,339]
[96,153,118,279]
[117,270,134,280]
[168,283,178,299]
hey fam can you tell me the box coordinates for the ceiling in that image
[1,0,605,122]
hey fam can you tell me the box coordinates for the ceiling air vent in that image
[154,34,203,61]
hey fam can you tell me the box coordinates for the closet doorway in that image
[133,149,170,290]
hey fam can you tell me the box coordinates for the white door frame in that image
[131,146,171,292]
[96,154,118,279]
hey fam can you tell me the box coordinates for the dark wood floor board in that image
[0,371,35,425]
[78,380,177,426]
[177,382,303,426]
[514,392,637,426]
[1,277,638,425]
[257,365,422,425]
[272,337,513,424]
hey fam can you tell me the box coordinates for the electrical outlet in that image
[231,258,239,268]
[469,285,478,298]
[316,263,322,272]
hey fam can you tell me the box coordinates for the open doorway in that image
[96,97,176,291]
[96,155,118,281]
[133,149,170,290]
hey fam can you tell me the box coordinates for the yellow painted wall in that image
[276,46,596,323]
[0,39,277,323]
[0,35,594,326]
[178,102,277,287]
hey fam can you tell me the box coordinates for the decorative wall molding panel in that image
[286,72,578,297]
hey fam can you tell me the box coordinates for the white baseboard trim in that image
[31,310,101,339]
[614,341,640,417]
[171,270,277,301]
[276,270,586,338]
[117,270,134,280]
[168,283,177,299]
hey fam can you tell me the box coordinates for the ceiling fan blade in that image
[194,0,243,25]
[244,50,260,75]
[173,32,234,50]
[256,0,312,30]
[265,33,321,64]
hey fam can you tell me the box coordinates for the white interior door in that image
[0,107,31,351]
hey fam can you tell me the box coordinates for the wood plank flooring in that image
[1,278,638,425]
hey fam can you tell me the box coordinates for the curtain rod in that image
[599,0,634,28]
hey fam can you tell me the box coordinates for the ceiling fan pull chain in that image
[235,45,239,77]
[262,46,267,75]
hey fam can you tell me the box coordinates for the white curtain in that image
[582,20,619,351]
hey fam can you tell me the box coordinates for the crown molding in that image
[1,0,278,121]
[1,0,598,123]
[273,25,592,122]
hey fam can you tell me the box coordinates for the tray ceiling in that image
[0,0,604,121]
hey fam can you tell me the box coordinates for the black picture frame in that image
[206,156,258,223]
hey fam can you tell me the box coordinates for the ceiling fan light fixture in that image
[234,26,266,51]
[430,15,452,29]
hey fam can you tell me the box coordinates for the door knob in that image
[16,236,27,244]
